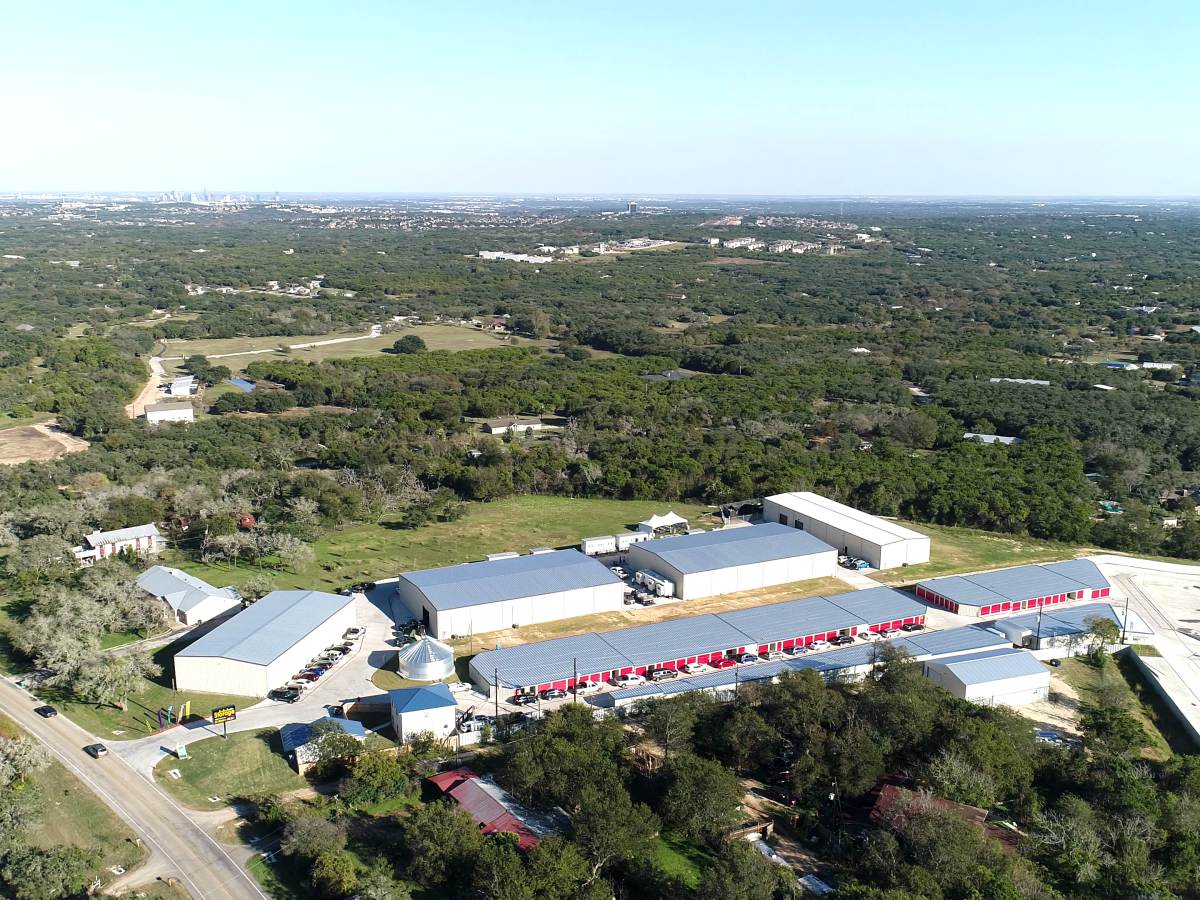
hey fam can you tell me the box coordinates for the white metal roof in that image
[176,589,352,666]
[631,523,834,575]
[926,647,1048,685]
[765,492,928,547]
[398,549,621,611]
[84,523,161,547]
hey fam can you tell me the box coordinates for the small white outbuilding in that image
[923,648,1050,706]
[390,684,458,743]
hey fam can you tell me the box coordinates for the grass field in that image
[0,411,53,431]
[0,714,148,883]
[35,634,260,738]
[652,831,714,887]
[174,496,717,594]
[873,522,1085,585]
[1055,656,1185,760]
[152,729,305,809]
[160,324,551,375]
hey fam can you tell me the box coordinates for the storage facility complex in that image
[762,492,931,570]
[467,585,926,696]
[174,589,356,696]
[393,549,625,640]
[988,602,1123,650]
[625,523,837,600]
[924,648,1050,706]
[592,623,1016,710]
[915,559,1112,617]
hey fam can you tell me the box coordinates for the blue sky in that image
[3,1,1198,195]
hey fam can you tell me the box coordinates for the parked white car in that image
[680,662,712,675]
[612,673,645,687]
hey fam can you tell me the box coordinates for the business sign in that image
[211,705,237,725]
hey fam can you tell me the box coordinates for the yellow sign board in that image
[211,705,237,725]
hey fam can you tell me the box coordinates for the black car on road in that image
[33,705,57,718]
[268,688,301,703]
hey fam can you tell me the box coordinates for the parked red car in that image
[710,658,737,669]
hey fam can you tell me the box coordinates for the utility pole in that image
[494,669,500,723]
[573,657,578,704]
[1121,582,1132,644]
[1035,603,1044,650]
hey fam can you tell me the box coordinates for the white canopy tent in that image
[635,511,689,535]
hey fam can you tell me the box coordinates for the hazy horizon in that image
[4,1,1198,196]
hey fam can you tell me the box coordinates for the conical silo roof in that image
[395,634,455,682]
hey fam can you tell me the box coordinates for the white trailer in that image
[581,535,617,555]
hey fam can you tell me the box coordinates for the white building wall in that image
[632,548,837,600]
[763,497,930,570]
[177,594,241,626]
[393,705,456,742]
[174,656,267,697]
[147,408,194,424]
[400,582,626,640]
[924,666,1050,706]
[175,602,355,696]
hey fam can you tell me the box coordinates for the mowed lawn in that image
[0,714,147,881]
[176,496,717,593]
[152,729,304,809]
[160,324,552,375]
[872,522,1086,585]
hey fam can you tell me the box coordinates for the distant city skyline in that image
[4,1,1198,196]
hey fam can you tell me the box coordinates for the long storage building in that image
[762,492,931,570]
[592,623,1014,710]
[625,523,837,600]
[915,559,1112,618]
[394,549,625,640]
[174,589,356,696]
[467,585,926,697]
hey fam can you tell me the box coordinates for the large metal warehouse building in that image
[924,648,1050,706]
[915,559,1112,617]
[467,585,927,696]
[174,589,356,696]
[393,549,625,640]
[762,491,931,570]
[625,523,837,600]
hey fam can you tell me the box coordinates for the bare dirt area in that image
[0,422,89,465]
[1018,673,1083,736]
[448,575,848,652]
[124,356,165,418]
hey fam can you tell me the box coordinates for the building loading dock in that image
[173,589,356,696]
[467,585,927,697]
[916,559,1112,617]
[393,549,625,641]
[762,491,931,570]
[625,522,837,600]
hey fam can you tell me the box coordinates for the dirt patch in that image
[448,576,848,652]
[1017,673,1083,735]
[0,423,89,465]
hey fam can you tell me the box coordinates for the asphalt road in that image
[0,678,266,900]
